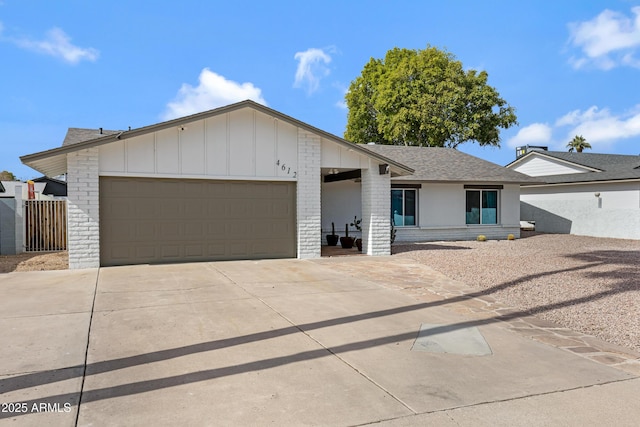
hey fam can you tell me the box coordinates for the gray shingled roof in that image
[62,128,123,146]
[510,151,640,184]
[361,144,540,184]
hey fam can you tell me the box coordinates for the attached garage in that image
[100,177,296,266]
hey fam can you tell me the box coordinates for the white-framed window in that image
[465,189,499,225]
[391,188,417,226]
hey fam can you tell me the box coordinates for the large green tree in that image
[344,46,518,148]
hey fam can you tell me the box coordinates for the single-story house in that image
[506,149,640,239]
[21,100,535,269]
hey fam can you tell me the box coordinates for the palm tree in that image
[567,135,591,153]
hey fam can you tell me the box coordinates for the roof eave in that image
[522,177,640,187]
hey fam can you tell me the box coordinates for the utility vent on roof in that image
[516,145,548,158]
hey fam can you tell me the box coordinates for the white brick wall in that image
[297,129,322,259]
[67,148,100,269]
[361,160,391,256]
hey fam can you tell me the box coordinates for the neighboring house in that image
[335,145,538,242]
[21,100,533,269]
[0,180,47,199]
[32,176,68,197]
[506,150,640,240]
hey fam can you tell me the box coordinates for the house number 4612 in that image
[276,160,297,178]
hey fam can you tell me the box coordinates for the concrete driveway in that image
[1,257,639,426]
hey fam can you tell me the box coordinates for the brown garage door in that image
[100,177,296,266]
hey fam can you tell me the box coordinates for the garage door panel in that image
[205,223,226,237]
[184,222,203,237]
[207,243,226,257]
[135,202,158,218]
[156,245,177,259]
[205,182,228,197]
[229,242,248,256]
[136,222,155,239]
[159,200,182,218]
[100,177,296,266]
[185,244,204,257]
[184,199,206,217]
[135,245,157,260]
[159,222,181,239]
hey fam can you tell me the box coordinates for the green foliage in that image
[345,46,518,148]
[0,170,17,181]
[567,135,591,153]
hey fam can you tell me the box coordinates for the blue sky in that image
[2,0,640,180]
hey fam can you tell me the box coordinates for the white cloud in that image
[513,105,640,151]
[294,47,333,94]
[507,123,553,148]
[554,106,610,127]
[558,106,640,145]
[162,68,267,120]
[568,6,640,69]
[12,27,99,64]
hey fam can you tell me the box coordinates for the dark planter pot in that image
[340,236,354,249]
[355,238,362,252]
[326,234,339,246]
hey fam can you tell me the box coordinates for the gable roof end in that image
[506,150,640,184]
[20,100,413,177]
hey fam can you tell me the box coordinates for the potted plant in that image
[390,219,397,244]
[351,216,363,251]
[339,223,354,249]
[326,222,339,246]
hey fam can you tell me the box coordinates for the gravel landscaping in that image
[393,232,640,353]
[0,251,68,273]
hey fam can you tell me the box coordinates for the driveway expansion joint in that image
[74,268,100,426]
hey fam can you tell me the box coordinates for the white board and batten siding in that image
[99,109,300,181]
[320,140,368,170]
[513,155,592,177]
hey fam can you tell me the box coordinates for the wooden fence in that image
[24,200,67,252]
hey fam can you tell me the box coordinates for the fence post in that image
[14,185,24,254]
